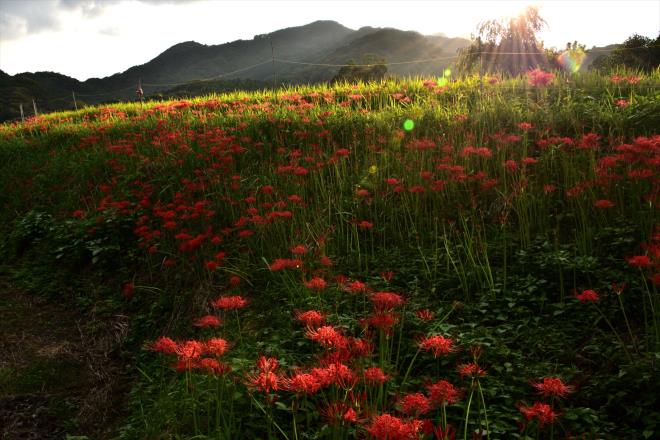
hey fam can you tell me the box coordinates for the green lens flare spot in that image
[403,119,415,131]
[438,77,448,87]
[443,68,451,77]
[368,165,378,174]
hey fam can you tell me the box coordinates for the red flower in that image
[457,363,487,378]
[284,372,321,395]
[151,336,178,354]
[290,244,307,255]
[518,401,559,427]
[205,337,229,356]
[527,69,555,87]
[366,313,399,331]
[306,325,347,349]
[574,289,599,303]
[370,291,405,311]
[426,379,460,405]
[212,295,248,310]
[122,282,134,299]
[594,199,615,209]
[363,366,390,386]
[344,280,369,294]
[247,370,280,393]
[398,392,432,416]
[304,277,328,291]
[626,255,651,267]
[295,309,326,328]
[256,356,279,372]
[416,309,434,321]
[358,220,373,229]
[195,358,231,375]
[193,315,222,328]
[365,414,406,440]
[531,377,574,399]
[418,335,456,357]
[176,340,205,361]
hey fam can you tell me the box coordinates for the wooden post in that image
[72,91,78,111]
[19,103,24,122]
[32,99,38,116]
[136,78,144,103]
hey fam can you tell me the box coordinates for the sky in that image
[0,0,658,80]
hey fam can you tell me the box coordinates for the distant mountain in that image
[0,20,471,121]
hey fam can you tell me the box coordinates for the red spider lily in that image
[434,424,457,440]
[195,358,231,375]
[626,255,652,267]
[349,338,374,358]
[358,220,374,230]
[366,413,423,440]
[122,282,134,299]
[193,315,222,328]
[381,271,395,282]
[283,372,321,395]
[151,336,178,354]
[312,362,357,388]
[356,189,371,197]
[398,392,433,416]
[205,261,218,271]
[518,122,533,131]
[426,380,460,405]
[176,340,205,361]
[363,366,390,386]
[418,335,456,357]
[366,313,399,332]
[304,277,328,291]
[320,401,358,425]
[229,276,242,287]
[531,377,574,399]
[457,363,487,379]
[290,244,307,255]
[256,356,279,372]
[527,69,555,87]
[212,295,249,310]
[518,401,559,427]
[268,258,303,271]
[616,99,629,108]
[370,291,405,311]
[320,255,333,266]
[295,309,326,328]
[246,370,280,393]
[416,309,434,321]
[594,199,615,209]
[306,325,347,349]
[205,338,229,356]
[574,289,599,303]
[344,280,369,294]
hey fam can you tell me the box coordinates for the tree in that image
[592,33,660,72]
[331,54,387,83]
[457,6,550,75]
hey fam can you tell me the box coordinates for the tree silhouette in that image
[458,6,551,75]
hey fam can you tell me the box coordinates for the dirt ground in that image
[0,278,128,439]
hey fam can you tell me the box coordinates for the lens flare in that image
[556,50,585,73]
[437,77,448,87]
[403,119,415,131]
[443,68,451,77]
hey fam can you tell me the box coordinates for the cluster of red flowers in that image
[151,336,231,375]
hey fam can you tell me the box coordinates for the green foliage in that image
[331,55,387,83]
[592,33,660,72]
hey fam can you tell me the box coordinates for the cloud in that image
[0,0,196,41]
[99,26,121,37]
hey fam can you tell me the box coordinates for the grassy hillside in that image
[1,71,659,439]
